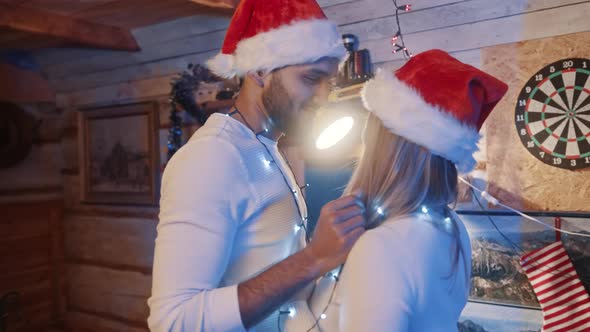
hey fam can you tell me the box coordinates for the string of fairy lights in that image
[276,179,590,330]
[391,0,412,59]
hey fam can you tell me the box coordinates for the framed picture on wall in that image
[79,101,160,205]
[458,213,590,309]
[459,301,542,331]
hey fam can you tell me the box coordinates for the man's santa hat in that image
[206,0,347,78]
[361,49,509,173]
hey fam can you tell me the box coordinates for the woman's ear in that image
[247,71,266,88]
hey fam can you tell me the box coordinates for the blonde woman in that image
[284,49,508,331]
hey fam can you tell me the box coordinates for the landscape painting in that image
[80,102,160,205]
[457,214,590,308]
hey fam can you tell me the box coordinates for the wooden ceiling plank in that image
[0,3,140,51]
[188,0,238,10]
[118,2,221,29]
[77,0,188,27]
[7,0,116,16]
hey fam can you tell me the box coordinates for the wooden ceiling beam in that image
[0,3,140,51]
[188,0,239,10]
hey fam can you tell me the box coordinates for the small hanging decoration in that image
[391,0,413,59]
[167,64,237,161]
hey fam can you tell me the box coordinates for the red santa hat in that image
[206,0,347,78]
[361,49,509,173]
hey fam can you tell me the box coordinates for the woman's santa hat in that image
[361,49,509,173]
[206,0,347,78]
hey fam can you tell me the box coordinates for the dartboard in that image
[515,58,590,170]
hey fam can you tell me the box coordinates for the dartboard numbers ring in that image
[515,58,590,170]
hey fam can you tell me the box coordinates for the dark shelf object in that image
[167,64,235,161]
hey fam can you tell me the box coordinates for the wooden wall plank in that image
[363,2,590,64]
[51,49,217,93]
[375,48,482,73]
[56,74,176,108]
[0,237,50,273]
[4,301,54,332]
[0,276,54,330]
[64,215,157,272]
[339,0,586,42]
[8,279,52,306]
[68,287,149,326]
[0,216,50,240]
[65,311,149,332]
[0,143,63,191]
[0,267,50,294]
[324,0,467,25]
[317,0,355,7]
[66,264,151,325]
[68,264,151,298]
[0,200,63,332]
[49,206,66,322]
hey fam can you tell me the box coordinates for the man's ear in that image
[247,71,266,88]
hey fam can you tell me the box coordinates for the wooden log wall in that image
[0,102,67,331]
[0,201,64,332]
[26,0,590,330]
[0,103,64,203]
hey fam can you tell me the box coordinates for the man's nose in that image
[313,80,331,106]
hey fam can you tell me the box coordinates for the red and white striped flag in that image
[520,241,590,332]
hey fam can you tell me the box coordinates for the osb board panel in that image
[482,31,590,211]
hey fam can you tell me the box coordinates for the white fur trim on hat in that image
[361,69,481,173]
[207,19,347,78]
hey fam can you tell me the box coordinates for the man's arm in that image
[148,139,248,332]
[238,195,365,328]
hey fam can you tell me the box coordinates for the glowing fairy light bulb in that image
[421,206,429,214]
[377,207,384,215]
[320,314,327,320]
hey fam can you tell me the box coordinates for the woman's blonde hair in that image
[343,112,467,279]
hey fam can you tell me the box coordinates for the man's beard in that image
[262,74,317,139]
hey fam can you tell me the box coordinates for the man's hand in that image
[305,193,366,275]
[236,193,366,328]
